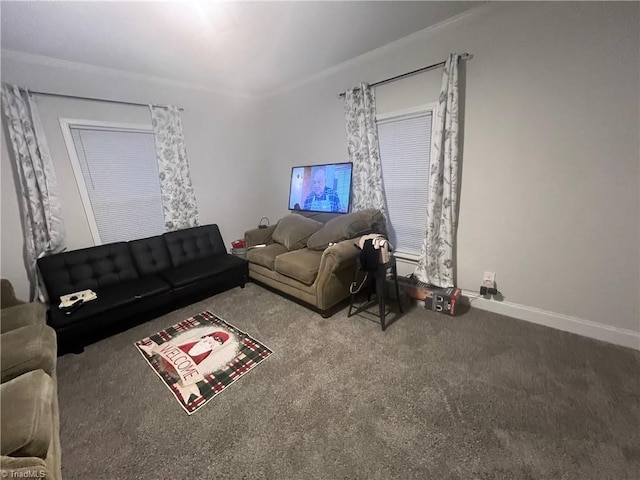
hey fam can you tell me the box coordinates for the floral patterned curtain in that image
[344,83,386,218]
[149,105,199,231]
[1,84,66,300]
[414,53,461,288]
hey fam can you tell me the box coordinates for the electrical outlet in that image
[482,271,496,289]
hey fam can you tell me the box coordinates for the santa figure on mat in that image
[176,331,230,365]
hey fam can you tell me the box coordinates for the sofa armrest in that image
[0,302,47,334]
[245,225,277,248]
[1,323,57,383]
[313,238,361,311]
[318,238,360,275]
[1,279,24,309]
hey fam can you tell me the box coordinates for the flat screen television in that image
[288,162,353,214]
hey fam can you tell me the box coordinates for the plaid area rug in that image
[135,311,273,415]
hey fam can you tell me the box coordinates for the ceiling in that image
[1,1,478,97]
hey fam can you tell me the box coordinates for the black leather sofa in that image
[37,224,247,353]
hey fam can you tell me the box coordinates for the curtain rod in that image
[337,52,470,98]
[28,90,184,111]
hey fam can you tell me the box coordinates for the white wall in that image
[2,2,638,348]
[1,53,262,299]
[256,3,640,346]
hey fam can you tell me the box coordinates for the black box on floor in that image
[396,276,461,316]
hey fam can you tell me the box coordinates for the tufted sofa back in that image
[163,225,226,267]
[129,236,172,276]
[37,224,229,300]
[38,242,138,300]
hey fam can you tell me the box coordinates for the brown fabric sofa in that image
[245,209,385,316]
[1,280,61,480]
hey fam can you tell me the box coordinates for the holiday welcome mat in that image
[135,311,273,415]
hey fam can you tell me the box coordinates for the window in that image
[377,107,434,257]
[60,119,166,244]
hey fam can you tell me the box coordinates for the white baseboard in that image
[461,290,640,351]
[395,257,639,350]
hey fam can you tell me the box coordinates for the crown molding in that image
[0,49,258,100]
[1,2,495,100]
[263,2,495,98]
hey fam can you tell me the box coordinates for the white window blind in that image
[69,126,166,244]
[377,111,432,256]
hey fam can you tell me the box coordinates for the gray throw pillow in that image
[272,214,324,251]
[306,209,384,250]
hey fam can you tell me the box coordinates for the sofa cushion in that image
[163,225,227,267]
[1,323,56,383]
[0,369,53,459]
[306,209,384,250]
[129,235,172,276]
[37,242,138,301]
[304,212,342,224]
[47,275,171,329]
[161,254,247,288]
[274,249,324,285]
[246,243,288,270]
[0,302,46,334]
[272,214,324,251]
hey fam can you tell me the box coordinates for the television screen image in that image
[288,163,353,213]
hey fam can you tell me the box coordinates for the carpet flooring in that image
[56,283,640,480]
